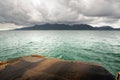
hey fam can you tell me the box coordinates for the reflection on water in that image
[0,30,120,75]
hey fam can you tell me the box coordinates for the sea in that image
[0,30,120,75]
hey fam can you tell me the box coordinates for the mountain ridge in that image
[15,24,120,30]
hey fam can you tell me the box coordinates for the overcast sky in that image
[0,0,120,30]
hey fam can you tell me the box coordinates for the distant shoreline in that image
[14,24,120,30]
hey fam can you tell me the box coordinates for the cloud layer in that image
[0,0,120,29]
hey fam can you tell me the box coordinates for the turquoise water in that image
[0,30,120,75]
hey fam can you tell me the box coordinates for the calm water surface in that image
[0,30,120,75]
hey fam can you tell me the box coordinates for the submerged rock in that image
[0,55,115,80]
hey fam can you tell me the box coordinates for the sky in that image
[0,0,120,30]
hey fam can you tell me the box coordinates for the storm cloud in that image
[0,0,120,30]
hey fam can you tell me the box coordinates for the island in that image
[15,24,120,30]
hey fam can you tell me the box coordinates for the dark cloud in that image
[0,0,120,30]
